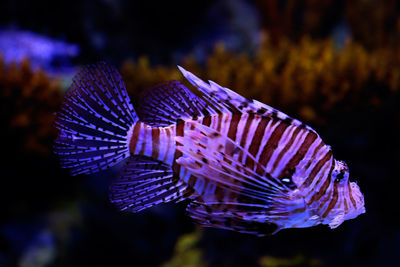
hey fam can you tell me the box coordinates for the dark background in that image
[0,0,399,266]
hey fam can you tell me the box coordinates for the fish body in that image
[55,62,365,236]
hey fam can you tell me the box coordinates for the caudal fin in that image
[54,62,138,175]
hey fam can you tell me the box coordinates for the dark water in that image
[1,1,399,266]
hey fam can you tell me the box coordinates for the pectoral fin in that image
[186,201,280,236]
[175,121,292,201]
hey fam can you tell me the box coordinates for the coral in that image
[121,36,400,125]
[161,230,205,267]
[0,29,79,71]
[0,56,62,155]
[345,0,398,48]
[253,0,400,48]
[259,254,322,267]
[120,57,183,102]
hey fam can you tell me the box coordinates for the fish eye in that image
[332,160,349,183]
[335,172,345,183]
[332,170,349,183]
[280,177,296,189]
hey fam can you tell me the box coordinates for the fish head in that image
[323,160,366,229]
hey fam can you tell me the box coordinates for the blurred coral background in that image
[0,0,399,266]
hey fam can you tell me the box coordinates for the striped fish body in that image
[55,63,365,236]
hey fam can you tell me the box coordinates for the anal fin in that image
[109,155,188,212]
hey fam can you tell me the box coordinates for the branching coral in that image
[254,0,400,48]
[161,230,205,267]
[121,36,400,125]
[0,56,62,155]
[259,253,322,267]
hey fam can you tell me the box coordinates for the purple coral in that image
[0,29,79,72]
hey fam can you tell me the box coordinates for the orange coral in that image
[0,56,62,155]
[121,36,400,125]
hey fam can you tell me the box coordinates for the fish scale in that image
[54,62,366,235]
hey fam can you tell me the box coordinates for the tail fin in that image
[54,62,138,175]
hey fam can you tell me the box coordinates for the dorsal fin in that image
[178,66,315,133]
[138,80,218,127]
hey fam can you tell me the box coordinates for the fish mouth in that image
[345,181,366,220]
[323,181,365,228]
[329,213,345,229]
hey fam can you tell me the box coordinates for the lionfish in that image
[54,62,365,236]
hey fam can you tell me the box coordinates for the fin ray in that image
[186,201,279,236]
[54,62,138,175]
[110,155,188,212]
[178,66,316,133]
[175,121,291,201]
[138,80,217,126]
